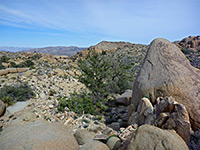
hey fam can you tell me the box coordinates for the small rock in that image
[108,122,120,131]
[23,112,36,122]
[48,104,54,109]
[106,136,121,150]
[74,129,96,145]
[94,134,109,141]
[116,90,132,106]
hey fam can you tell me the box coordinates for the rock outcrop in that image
[173,35,200,51]
[0,67,28,76]
[0,120,79,150]
[128,38,200,131]
[127,124,189,150]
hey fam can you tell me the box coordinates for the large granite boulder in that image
[127,124,188,150]
[128,38,200,131]
[0,120,79,150]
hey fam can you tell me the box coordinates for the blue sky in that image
[0,0,199,47]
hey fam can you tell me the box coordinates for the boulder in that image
[155,97,192,144]
[127,124,188,150]
[116,89,132,106]
[106,136,121,150]
[0,69,8,76]
[79,140,110,150]
[54,68,65,76]
[0,120,79,150]
[74,129,96,145]
[7,68,17,73]
[2,62,9,68]
[17,67,28,73]
[0,100,6,117]
[128,38,200,131]
[128,97,154,126]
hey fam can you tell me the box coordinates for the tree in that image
[78,51,110,100]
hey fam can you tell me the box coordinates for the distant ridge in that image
[23,46,87,57]
[0,46,32,52]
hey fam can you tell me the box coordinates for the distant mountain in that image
[23,46,87,57]
[0,46,32,52]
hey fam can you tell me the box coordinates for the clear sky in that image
[0,0,199,47]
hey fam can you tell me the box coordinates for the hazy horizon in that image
[0,0,199,47]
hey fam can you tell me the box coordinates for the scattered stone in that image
[116,89,132,106]
[23,112,36,122]
[94,134,109,141]
[108,122,121,131]
[48,104,54,109]
[54,68,65,76]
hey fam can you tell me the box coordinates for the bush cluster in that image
[57,91,98,115]
[0,56,10,70]
[0,82,35,105]
[10,60,34,68]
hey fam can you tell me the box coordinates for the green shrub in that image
[49,89,56,96]
[0,56,9,63]
[0,63,5,70]
[0,96,14,105]
[0,82,35,105]
[57,91,99,115]
[11,77,16,80]
[78,51,133,99]
[10,60,34,68]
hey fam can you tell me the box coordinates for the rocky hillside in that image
[72,41,133,60]
[173,36,200,51]
[23,46,87,57]
[0,38,200,150]
[173,36,200,69]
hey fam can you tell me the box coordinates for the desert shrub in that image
[18,60,35,67]
[57,91,98,115]
[49,89,56,96]
[78,52,110,100]
[0,56,9,63]
[10,60,34,68]
[0,96,14,105]
[0,82,35,105]
[0,63,5,70]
